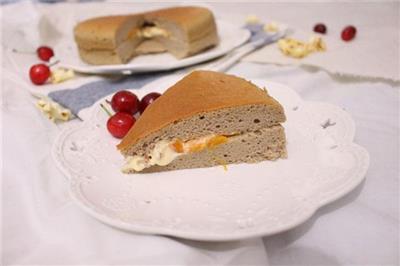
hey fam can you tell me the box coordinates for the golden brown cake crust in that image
[117,71,285,151]
[144,6,217,42]
[74,15,142,50]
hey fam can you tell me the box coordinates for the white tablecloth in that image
[2,1,399,265]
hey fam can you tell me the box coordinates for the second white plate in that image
[55,20,250,74]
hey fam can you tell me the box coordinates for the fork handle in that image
[205,42,259,72]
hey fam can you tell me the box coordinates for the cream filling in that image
[121,134,226,173]
[139,26,170,38]
[122,140,179,172]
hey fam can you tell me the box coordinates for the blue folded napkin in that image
[48,72,169,116]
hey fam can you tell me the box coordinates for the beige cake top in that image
[117,71,285,151]
[144,6,217,41]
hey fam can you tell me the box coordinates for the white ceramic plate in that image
[52,77,369,241]
[54,20,250,74]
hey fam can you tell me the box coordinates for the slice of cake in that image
[117,71,287,173]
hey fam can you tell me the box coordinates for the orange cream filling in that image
[171,135,228,154]
[122,134,230,173]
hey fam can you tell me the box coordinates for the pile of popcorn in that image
[245,15,327,59]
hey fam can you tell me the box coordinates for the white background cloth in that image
[241,2,399,81]
[1,1,399,265]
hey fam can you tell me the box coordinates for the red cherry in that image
[107,112,136,139]
[111,90,140,114]
[313,23,327,34]
[341,26,357,41]
[37,46,54,62]
[140,92,161,113]
[29,64,50,85]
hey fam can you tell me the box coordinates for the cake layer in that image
[135,39,167,54]
[77,34,141,65]
[124,125,286,173]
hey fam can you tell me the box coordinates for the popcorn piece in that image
[36,97,72,122]
[264,22,279,33]
[278,38,310,58]
[245,15,260,25]
[50,68,75,84]
[278,36,327,59]
[308,36,326,52]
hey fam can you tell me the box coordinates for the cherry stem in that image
[11,48,35,54]
[48,60,60,67]
[100,103,112,117]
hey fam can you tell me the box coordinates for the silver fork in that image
[203,23,287,72]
